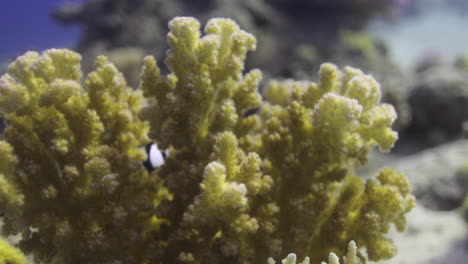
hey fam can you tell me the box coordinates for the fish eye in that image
[162,149,169,159]
[244,107,260,117]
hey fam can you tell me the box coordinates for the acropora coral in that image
[0,17,414,264]
[268,241,361,264]
[0,237,27,264]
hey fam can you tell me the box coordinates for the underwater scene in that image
[0,0,467,263]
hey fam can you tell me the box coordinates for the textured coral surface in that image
[0,17,413,264]
[0,236,26,264]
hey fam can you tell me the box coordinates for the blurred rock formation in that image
[399,60,468,150]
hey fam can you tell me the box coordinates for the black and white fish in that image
[140,106,259,172]
[142,143,169,172]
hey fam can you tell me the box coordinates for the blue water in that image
[0,0,84,62]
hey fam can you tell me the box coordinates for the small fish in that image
[142,143,169,172]
[244,107,260,117]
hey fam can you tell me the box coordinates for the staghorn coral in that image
[0,17,413,264]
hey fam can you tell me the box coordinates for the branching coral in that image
[0,17,414,264]
[268,241,361,264]
[0,237,27,264]
[139,17,261,150]
[0,49,168,263]
[259,64,414,261]
[139,17,414,263]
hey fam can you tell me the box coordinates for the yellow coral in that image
[0,17,413,264]
[0,237,27,264]
[0,49,167,263]
[139,17,262,151]
[256,63,411,262]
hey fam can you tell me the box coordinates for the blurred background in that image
[0,0,467,263]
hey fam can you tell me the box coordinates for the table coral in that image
[0,17,414,264]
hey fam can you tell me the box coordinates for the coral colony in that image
[0,17,414,264]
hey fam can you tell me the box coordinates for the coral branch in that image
[0,17,413,264]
